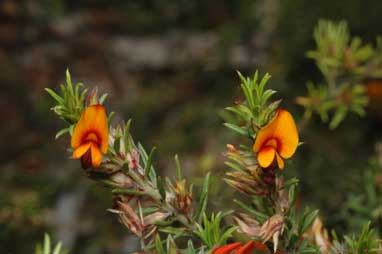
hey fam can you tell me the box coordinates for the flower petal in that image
[253,112,279,153]
[212,242,241,254]
[273,110,298,159]
[235,240,255,254]
[276,153,285,169]
[73,142,91,159]
[90,143,103,168]
[257,146,276,168]
[253,109,298,159]
[71,105,109,153]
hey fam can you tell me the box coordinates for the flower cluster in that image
[48,70,381,254]
[221,72,334,254]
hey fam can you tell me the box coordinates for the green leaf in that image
[155,235,166,254]
[55,127,70,140]
[224,161,243,172]
[99,93,108,104]
[74,82,83,99]
[288,183,297,210]
[124,119,132,152]
[45,88,64,104]
[240,83,255,110]
[44,234,51,254]
[194,211,235,249]
[195,172,211,223]
[174,154,183,181]
[218,226,237,246]
[259,73,271,92]
[329,106,348,129]
[223,123,248,136]
[138,143,157,186]
[113,136,121,153]
[233,199,268,222]
[262,89,277,103]
[144,147,157,177]
[65,69,73,96]
[300,209,319,235]
[52,242,62,254]
[112,188,145,196]
[157,176,166,200]
[107,111,115,125]
[187,240,196,254]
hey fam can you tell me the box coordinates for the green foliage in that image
[298,20,374,129]
[194,172,211,224]
[45,69,88,125]
[308,21,369,78]
[283,192,320,253]
[340,146,382,235]
[330,222,381,254]
[224,71,280,138]
[299,209,320,236]
[46,68,382,254]
[45,69,110,139]
[194,212,237,249]
[35,234,65,254]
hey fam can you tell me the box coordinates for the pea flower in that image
[212,241,257,254]
[253,109,298,169]
[71,105,109,168]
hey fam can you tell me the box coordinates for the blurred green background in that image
[1,0,382,253]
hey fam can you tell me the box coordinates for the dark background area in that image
[1,0,382,253]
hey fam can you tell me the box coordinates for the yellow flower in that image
[71,105,109,168]
[253,109,299,169]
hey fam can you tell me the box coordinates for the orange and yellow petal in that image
[257,146,276,168]
[253,121,276,153]
[276,153,285,169]
[212,242,241,254]
[235,241,255,254]
[73,142,92,159]
[273,110,298,159]
[71,105,109,153]
[253,109,298,159]
[90,143,103,168]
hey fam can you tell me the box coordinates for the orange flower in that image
[71,105,109,168]
[212,242,242,254]
[253,109,298,169]
[212,240,264,254]
[235,241,255,254]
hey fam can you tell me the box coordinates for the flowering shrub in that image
[47,69,382,254]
